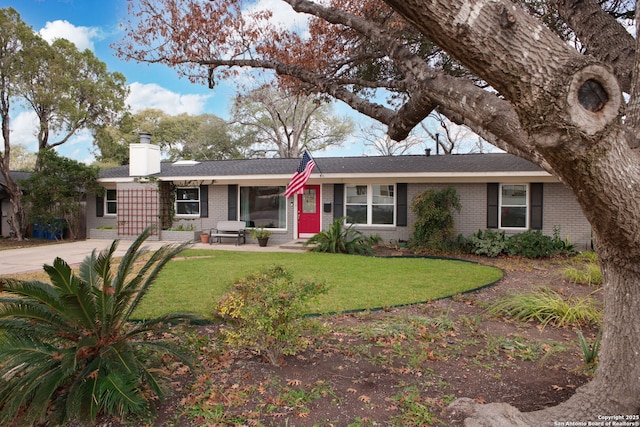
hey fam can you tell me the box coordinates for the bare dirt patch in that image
[0,237,61,250]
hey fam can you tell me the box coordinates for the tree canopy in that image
[18,37,128,164]
[0,7,128,239]
[117,0,640,423]
[19,149,102,240]
[94,109,245,165]
[230,85,353,158]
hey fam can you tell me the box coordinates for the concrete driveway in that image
[0,239,168,275]
[1,239,302,275]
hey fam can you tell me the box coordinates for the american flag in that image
[284,150,315,198]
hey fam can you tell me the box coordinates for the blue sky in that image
[1,0,243,162]
[1,0,477,163]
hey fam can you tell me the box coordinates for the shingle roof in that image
[99,153,544,180]
[0,171,31,184]
[0,171,31,197]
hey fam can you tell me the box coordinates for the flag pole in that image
[304,148,323,177]
[284,148,317,198]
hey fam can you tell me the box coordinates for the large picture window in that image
[240,186,286,229]
[176,187,200,216]
[105,189,117,215]
[345,184,395,225]
[500,184,528,228]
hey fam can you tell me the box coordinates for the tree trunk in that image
[381,0,640,423]
[1,114,26,241]
[1,175,27,241]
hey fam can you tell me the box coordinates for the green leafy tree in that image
[0,7,40,239]
[230,85,353,158]
[17,37,128,168]
[20,150,102,240]
[0,228,198,425]
[410,187,461,250]
[0,7,127,238]
[5,143,36,171]
[94,109,245,164]
[93,111,138,166]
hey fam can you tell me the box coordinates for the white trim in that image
[498,183,529,230]
[175,187,200,217]
[344,183,396,227]
[99,170,554,184]
[105,189,117,216]
[238,185,288,230]
[296,185,322,238]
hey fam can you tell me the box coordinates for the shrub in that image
[487,287,602,328]
[505,229,575,258]
[0,228,199,426]
[410,187,461,250]
[305,217,373,255]
[465,228,575,258]
[215,265,329,366]
[466,229,508,257]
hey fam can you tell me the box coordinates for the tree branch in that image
[552,0,635,92]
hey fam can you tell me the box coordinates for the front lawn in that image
[135,250,502,319]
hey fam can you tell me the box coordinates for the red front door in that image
[297,185,320,238]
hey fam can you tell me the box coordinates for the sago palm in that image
[0,228,198,426]
[305,217,373,255]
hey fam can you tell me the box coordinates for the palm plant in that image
[0,228,199,426]
[304,217,373,255]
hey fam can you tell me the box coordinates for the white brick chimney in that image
[129,133,161,177]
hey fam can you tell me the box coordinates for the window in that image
[105,189,117,215]
[345,184,395,225]
[240,186,286,228]
[176,187,200,216]
[500,184,528,228]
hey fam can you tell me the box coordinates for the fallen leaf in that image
[297,412,310,418]
[475,397,486,404]
[287,379,302,386]
[347,388,357,394]
[552,385,564,391]
[359,395,371,403]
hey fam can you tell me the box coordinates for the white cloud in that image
[245,0,309,31]
[38,20,100,51]
[10,111,38,151]
[10,111,96,163]
[127,82,211,115]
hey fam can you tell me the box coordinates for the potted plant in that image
[250,226,272,247]
[200,232,210,244]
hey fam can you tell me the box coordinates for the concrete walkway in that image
[1,239,304,275]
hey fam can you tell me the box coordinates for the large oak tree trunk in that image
[383,0,640,423]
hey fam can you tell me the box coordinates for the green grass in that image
[135,250,502,319]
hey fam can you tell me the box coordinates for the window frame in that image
[498,183,529,230]
[105,189,117,216]
[238,185,288,230]
[175,187,200,217]
[344,183,396,226]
